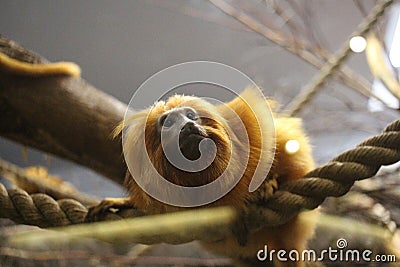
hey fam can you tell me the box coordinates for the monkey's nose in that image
[181,122,199,135]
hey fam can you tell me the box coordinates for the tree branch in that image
[0,35,127,185]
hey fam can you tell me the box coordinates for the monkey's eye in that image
[162,117,175,128]
[186,111,197,121]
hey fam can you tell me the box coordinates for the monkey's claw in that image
[85,197,132,222]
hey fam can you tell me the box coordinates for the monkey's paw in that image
[232,216,249,247]
[85,197,132,223]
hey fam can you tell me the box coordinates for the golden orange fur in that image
[95,87,317,266]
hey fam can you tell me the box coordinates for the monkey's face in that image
[143,95,232,186]
[122,88,275,207]
[157,106,207,160]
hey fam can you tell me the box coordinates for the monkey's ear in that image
[112,109,150,139]
[266,98,279,111]
[113,121,125,139]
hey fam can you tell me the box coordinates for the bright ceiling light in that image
[349,36,367,53]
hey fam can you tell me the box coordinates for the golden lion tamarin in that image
[88,87,317,266]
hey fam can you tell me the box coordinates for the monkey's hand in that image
[250,175,279,205]
[85,197,134,222]
[233,177,278,246]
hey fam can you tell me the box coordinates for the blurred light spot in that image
[368,80,399,112]
[389,12,400,67]
[285,140,300,154]
[349,36,367,53]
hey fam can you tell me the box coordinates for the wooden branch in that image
[7,207,398,259]
[0,35,127,185]
[0,247,233,266]
[8,206,238,246]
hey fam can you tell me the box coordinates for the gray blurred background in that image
[0,0,398,200]
[1,1,400,265]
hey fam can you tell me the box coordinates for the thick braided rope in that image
[245,119,400,229]
[0,185,89,227]
[0,119,399,244]
[0,184,124,227]
[0,159,99,206]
